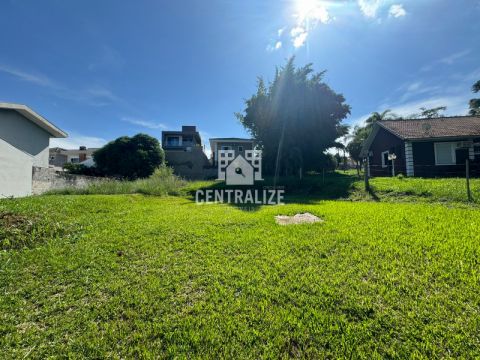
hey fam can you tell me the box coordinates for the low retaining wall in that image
[32,167,104,195]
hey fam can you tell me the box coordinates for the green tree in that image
[93,134,164,179]
[236,57,350,177]
[365,110,397,127]
[469,80,480,116]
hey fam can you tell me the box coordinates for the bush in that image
[94,133,165,180]
[63,163,103,177]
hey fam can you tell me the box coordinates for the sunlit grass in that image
[1,194,479,358]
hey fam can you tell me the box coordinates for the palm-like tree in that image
[365,109,396,127]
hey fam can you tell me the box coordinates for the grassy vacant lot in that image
[1,175,480,358]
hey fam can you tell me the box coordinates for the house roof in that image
[378,116,480,140]
[0,102,67,138]
[209,138,253,142]
[360,116,480,157]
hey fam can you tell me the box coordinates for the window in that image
[70,157,80,164]
[381,151,389,168]
[221,145,231,150]
[238,146,243,152]
[166,136,180,146]
[434,142,456,165]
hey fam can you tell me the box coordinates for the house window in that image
[70,157,80,164]
[474,145,480,155]
[238,146,243,152]
[434,142,456,165]
[221,146,231,150]
[166,136,180,146]
[381,151,389,168]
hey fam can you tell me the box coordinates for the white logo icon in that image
[217,150,263,185]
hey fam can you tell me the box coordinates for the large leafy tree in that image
[236,57,350,176]
[469,80,480,116]
[94,133,165,179]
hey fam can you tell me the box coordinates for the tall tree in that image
[94,133,164,179]
[469,80,480,116]
[236,57,350,176]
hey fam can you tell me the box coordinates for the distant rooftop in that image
[378,116,480,140]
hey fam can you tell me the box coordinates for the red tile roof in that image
[378,116,480,140]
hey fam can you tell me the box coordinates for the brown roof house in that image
[361,116,480,177]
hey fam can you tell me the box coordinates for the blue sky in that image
[1,0,479,153]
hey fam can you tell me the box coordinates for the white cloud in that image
[389,4,406,18]
[358,0,382,18]
[50,132,107,149]
[439,49,471,65]
[0,64,57,87]
[277,28,285,37]
[121,117,167,129]
[311,5,331,23]
[387,95,470,118]
[290,27,308,48]
[290,26,306,37]
[0,63,122,107]
[294,0,330,24]
[275,41,282,50]
[293,32,309,48]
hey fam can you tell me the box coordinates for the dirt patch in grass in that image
[0,211,78,250]
[275,212,323,225]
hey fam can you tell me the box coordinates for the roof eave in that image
[0,103,67,138]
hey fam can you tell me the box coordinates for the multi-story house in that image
[209,138,255,166]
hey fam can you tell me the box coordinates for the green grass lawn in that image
[1,187,480,358]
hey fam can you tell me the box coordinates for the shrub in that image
[63,163,103,177]
[93,134,165,180]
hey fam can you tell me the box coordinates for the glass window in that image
[434,142,456,165]
[238,146,243,152]
[166,136,180,146]
[221,146,231,150]
[381,151,389,168]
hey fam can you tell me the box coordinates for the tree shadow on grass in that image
[183,171,362,211]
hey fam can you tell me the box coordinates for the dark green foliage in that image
[236,57,350,176]
[93,133,164,179]
[469,80,480,116]
[418,106,447,118]
[63,163,103,177]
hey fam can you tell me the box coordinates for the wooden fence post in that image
[466,159,472,202]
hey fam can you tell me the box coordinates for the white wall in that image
[0,109,50,167]
[0,139,33,197]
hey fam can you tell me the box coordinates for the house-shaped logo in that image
[217,150,263,185]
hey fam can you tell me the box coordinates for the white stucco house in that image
[0,103,67,197]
